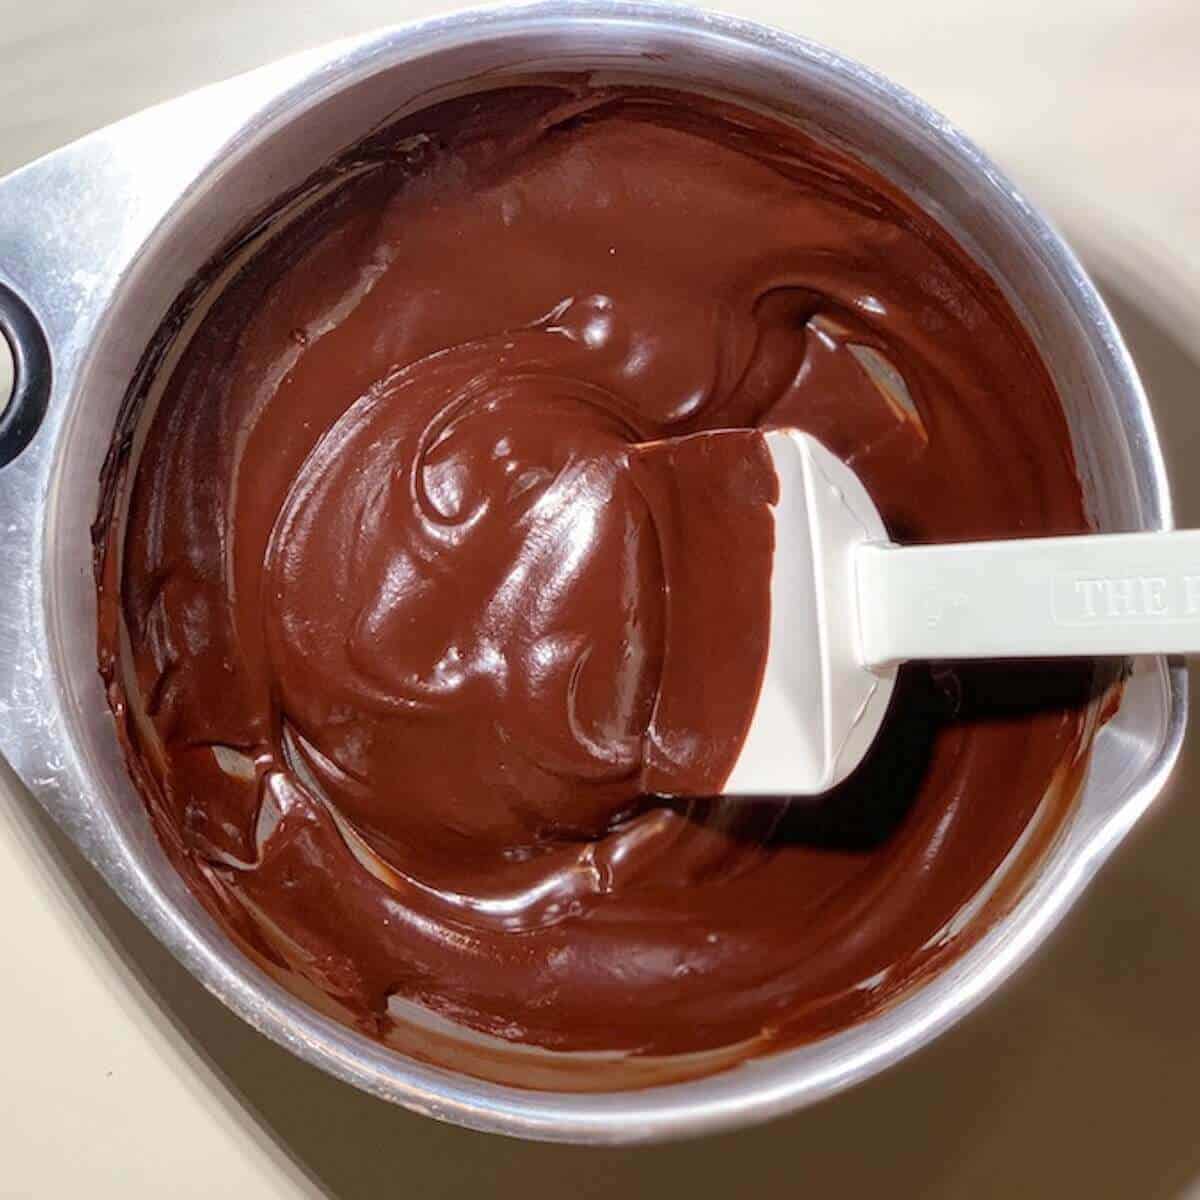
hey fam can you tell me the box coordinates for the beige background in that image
[2,2,1200,1196]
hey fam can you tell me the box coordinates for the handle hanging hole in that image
[0,281,52,468]
[0,327,13,418]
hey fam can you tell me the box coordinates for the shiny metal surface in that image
[0,1,1184,1143]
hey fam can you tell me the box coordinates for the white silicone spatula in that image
[723,428,1197,796]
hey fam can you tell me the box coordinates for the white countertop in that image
[3,2,1200,1196]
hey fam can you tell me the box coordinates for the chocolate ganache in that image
[96,82,1101,1081]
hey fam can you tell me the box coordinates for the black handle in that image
[0,280,52,469]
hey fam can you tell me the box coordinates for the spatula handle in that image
[856,530,1200,665]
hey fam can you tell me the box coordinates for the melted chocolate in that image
[96,83,1099,1081]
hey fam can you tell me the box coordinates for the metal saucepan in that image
[0,1,1183,1143]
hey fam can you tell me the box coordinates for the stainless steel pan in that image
[0,1,1183,1143]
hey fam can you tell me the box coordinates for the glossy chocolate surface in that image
[96,83,1098,1077]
